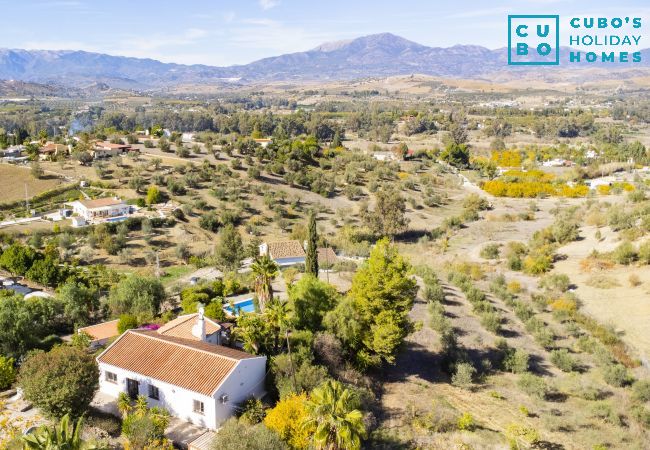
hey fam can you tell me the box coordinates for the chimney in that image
[191,305,207,342]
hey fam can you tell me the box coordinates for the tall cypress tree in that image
[305,211,319,277]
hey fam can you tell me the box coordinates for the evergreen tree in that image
[324,238,417,369]
[331,131,342,148]
[305,212,319,277]
[214,224,245,272]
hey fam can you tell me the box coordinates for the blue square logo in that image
[508,15,559,65]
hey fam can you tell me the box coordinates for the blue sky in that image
[0,0,647,66]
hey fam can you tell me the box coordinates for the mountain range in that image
[0,33,648,89]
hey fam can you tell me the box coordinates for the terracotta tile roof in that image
[266,240,306,259]
[97,330,257,396]
[79,197,125,209]
[78,319,119,341]
[157,313,221,341]
[317,247,338,264]
[40,143,65,153]
[96,141,131,149]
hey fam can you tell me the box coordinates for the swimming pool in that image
[106,216,128,223]
[224,298,256,315]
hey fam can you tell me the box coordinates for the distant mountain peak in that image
[0,33,648,89]
[311,39,354,53]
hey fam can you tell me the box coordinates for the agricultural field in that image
[0,164,66,204]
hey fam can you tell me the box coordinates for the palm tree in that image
[303,380,366,450]
[117,392,132,417]
[22,414,107,449]
[265,298,291,353]
[251,255,279,311]
[134,395,148,416]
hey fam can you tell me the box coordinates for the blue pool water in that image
[106,216,128,222]
[224,298,256,315]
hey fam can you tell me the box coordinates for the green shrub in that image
[457,412,476,431]
[602,364,633,387]
[505,423,540,447]
[423,282,445,303]
[533,327,555,349]
[452,362,476,389]
[539,273,571,293]
[517,374,549,400]
[550,349,578,372]
[503,348,530,374]
[19,346,98,418]
[466,287,486,303]
[612,241,637,265]
[630,405,650,429]
[480,243,501,260]
[632,380,650,403]
[122,413,167,448]
[507,255,523,271]
[513,302,535,322]
[480,311,502,334]
[462,193,490,211]
[590,401,622,426]
[638,241,650,264]
[238,397,266,425]
[117,314,139,334]
[0,355,16,390]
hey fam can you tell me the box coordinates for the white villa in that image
[92,141,134,159]
[259,240,339,268]
[67,197,130,222]
[97,311,266,430]
[259,240,306,266]
[253,138,272,148]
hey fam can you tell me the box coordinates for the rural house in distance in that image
[66,197,131,223]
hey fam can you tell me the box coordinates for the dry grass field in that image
[0,164,65,203]
[554,226,650,365]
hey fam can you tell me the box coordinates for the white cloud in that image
[259,0,279,10]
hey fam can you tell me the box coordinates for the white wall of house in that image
[98,356,267,430]
[69,202,129,221]
[98,362,218,429]
[274,256,306,266]
[212,357,267,426]
[93,148,122,158]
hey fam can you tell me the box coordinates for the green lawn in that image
[160,265,194,285]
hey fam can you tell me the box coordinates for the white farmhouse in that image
[372,151,397,162]
[259,240,306,266]
[92,141,134,159]
[253,138,271,148]
[96,313,266,430]
[67,197,130,222]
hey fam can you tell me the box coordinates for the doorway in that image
[126,378,139,399]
